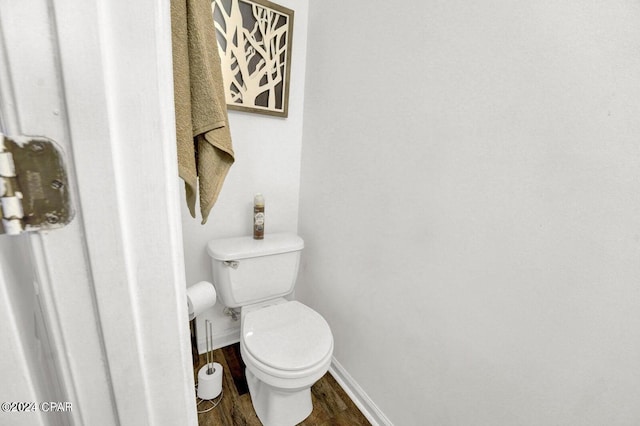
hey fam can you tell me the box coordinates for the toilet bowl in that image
[240,299,333,425]
[207,233,334,426]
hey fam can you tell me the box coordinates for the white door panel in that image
[0,1,196,425]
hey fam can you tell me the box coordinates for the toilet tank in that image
[206,233,304,308]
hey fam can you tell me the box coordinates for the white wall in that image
[299,1,640,425]
[181,0,309,350]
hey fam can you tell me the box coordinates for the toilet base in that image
[246,368,313,426]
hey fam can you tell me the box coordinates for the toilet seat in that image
[242,301,333,373]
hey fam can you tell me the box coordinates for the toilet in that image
[207,232,333,426]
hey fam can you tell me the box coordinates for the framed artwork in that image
[212,0,294,118]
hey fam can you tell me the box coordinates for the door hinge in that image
[0,133,73,235]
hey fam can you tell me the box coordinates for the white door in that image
[0,1,197,425]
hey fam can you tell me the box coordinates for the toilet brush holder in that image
[197,363,223,400]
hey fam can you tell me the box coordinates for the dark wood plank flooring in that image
[194,343,371,426]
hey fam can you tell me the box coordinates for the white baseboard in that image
[329,357,394,426]
[198,328,239,353]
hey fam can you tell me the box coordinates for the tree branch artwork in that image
[212,0,294,117]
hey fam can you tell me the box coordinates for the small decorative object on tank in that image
[253,193,265,240]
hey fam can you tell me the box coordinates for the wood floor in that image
[194,343,371,426]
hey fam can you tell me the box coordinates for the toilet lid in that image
[242,301,333,371]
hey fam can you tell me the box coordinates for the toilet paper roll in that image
[187,281,217,320]
[197,362,223,400]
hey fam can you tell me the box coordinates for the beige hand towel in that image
[172,0,234,224]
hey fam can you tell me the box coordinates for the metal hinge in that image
[0,133,73,235]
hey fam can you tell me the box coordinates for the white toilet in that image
[207,232,333,426]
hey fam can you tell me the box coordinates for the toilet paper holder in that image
[197,319,223,407]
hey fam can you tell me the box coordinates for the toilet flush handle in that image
[223,260,239,269]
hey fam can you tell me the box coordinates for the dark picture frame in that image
[212,0,294,118]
